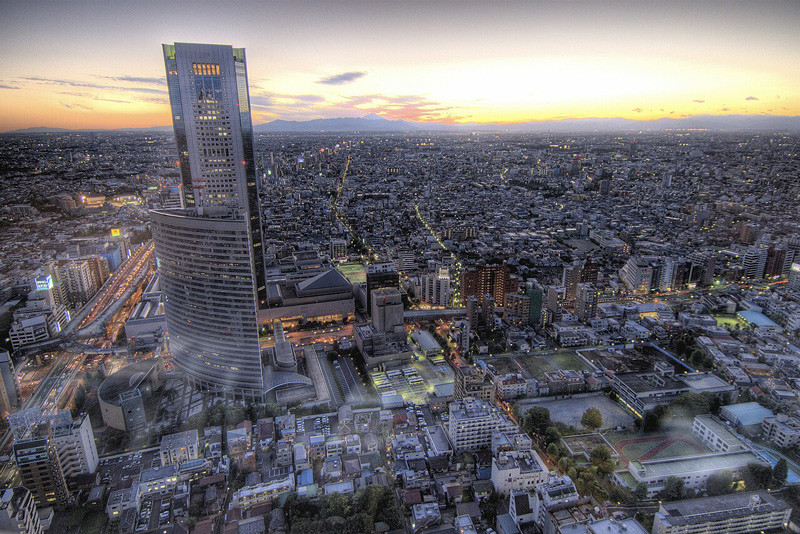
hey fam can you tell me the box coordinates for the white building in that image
[51,412,99,477]
[762,414,800,448]
[691,414,746,453]
[491,449,549,495]
[618,450,770,498]
[447,397,517,452]
[0,487,43,534]
[420,268,451,307]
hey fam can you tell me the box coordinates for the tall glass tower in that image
[152,43,265,400]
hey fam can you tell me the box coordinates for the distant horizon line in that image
[5,112,800,134]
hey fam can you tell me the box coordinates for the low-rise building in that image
[159,429,200,466]
[691,414,746,453]
[618,450,770,498]
[652,491,791,534]
[491,449,549,495]
[233,475,295,513]
[762,414,800,448]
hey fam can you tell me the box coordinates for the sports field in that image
[604,431,710,464]
[482,350,593,380]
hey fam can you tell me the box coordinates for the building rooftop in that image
[656,491,790,527]
[632,450,765,478]
[720,402,775,426]
[160,429,198,451]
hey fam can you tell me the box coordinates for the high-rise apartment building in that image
[461,262,515,306]
[50,412,98,479]
[420,268,451,307]
[574,283,598,321]
[0,487,43,534]
[446,397,516,452]
[504,293,530,326]
[152,43,266,399]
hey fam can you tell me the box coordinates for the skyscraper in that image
[152,43,265,400]
[0,351,20,416]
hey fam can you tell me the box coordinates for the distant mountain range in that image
[7,114,800,134]
[6,125,174,134]
[255,113,800,133]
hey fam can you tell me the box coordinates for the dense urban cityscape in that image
[2,5,800,534]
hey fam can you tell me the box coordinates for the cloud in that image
[251,92,325,110]
[96,75,166,85]
[721,107,730,111]
[316,71,367,85]
[60,101,93,110]
[632,108,642,113]
[22,76,165,94]
[0,83,20,90]
[692,99,705,103]
[134,95,169,105]
[251,92,467,124]
[745,96,759,101]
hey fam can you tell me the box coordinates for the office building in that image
[526,282,543,326]
[652,491,791,534]
[365,262,399,312]
[562,263,581,301]
[329,239,347,261]
[742,245,768,280]
[13,432,69,507]
[788,262,800,291]
[153,43,266,400]
[371,288,404,333]
[0,487,43,534]
[98,358,164,431]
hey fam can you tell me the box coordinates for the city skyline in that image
[1,0,799,131]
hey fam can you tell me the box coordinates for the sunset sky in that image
[1,0,798,131]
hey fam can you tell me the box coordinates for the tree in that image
[581,408,603,431]
[771,458,788,488]
[590,445,612,464]
[480,491,502,524]
[668,392,710,421]
[658,477,685,501]
[706,470,734,496]
[523,406,551,437]
[544,425,562,445]
[743,462,773,491]
[634,482,649,501]
[589,445,615,476]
